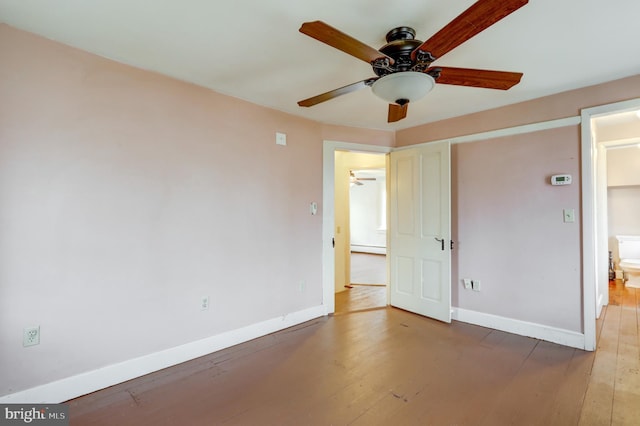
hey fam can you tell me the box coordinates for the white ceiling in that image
[2,0,640,131]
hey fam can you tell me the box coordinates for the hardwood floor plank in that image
[612,344,640,425]
[476,341,579,426]
[547,348,596,425]
[217,310,413,424]
[350,252,387,285]
[68,285,638,426]
[335,285,386,314]
[353,330,545,425]
[70,319,329,425]
[579,303,620,425]
[612,287,640,425]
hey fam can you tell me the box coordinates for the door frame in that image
[580,97,640,351]
[322,141,392,315]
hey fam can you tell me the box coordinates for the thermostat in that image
[551,174,572,185]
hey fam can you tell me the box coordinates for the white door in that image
[389,142,451,322]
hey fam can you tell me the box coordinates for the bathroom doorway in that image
[581,98,640,350]
[602,145,640,282]
[591,104,640,312]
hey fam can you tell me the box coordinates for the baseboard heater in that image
[350,245,386,255]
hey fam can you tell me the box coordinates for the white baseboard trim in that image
[452,307,586,350]
[596,293,605,319]
[0,305,326,404]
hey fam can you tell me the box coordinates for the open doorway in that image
[335,152,387,314]
[592,110,640,297]
[581,98,640,350]
[341,168,387,313]
[349,168,387,284]
[322,141,391,314]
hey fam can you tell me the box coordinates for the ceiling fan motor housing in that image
[385,26,417,42]
[373,26,430,76]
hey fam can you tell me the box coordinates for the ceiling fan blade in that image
[388,103,408,123]
[431,67,523,90]
[298,78,376,107]
[412,0,528,60]
[300,21,394,65]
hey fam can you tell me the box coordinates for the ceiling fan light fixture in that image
[371,72,435,104]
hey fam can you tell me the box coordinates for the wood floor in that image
[335,285,386,314]
[579,280,640,425]
[338,252,387,313]
[350,252,386,286]
[67,281,639,425]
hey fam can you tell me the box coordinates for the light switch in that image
[275,132,287,146]
[563,208,575,223]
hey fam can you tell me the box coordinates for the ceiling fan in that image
[350,170,377,186]
[298,0,528,123]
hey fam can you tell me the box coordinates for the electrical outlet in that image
[23,326,40,347]
[200,296,209,311]
[463,278,472,290]
[472,280,481,292]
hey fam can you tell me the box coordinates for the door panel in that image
[397,256,414,294]
[396,156,415,235]
[389,142,451,322]
[422,151,442,235]
[422,259,442,301]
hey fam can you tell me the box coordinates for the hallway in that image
[350,252,386,285]
[336,252,387,314]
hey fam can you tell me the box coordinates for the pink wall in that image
[452,126,581,331]
[398,74,640,334]
[0,24,393,396]
[322,125,394,147]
